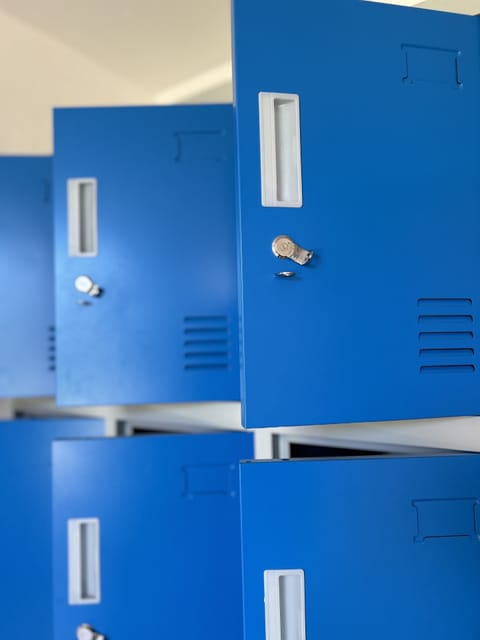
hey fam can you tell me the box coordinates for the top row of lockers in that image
[1,0,479,429]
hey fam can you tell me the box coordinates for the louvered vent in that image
[418,298,475,374]
[48,325,56,372]
[183,316,231,370]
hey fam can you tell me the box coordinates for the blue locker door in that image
[232,1,480,427]
[54,105,239,406]
[52,432,254,640]
[0,157,54,398]
[241,455,480,639]
[0,418,104,640]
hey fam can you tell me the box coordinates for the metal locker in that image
[232,0,480,427]
[52,431,254,640]
[0,157,54,398]
[54,105,239,406]
[0,418,104,640]
[240,454,480,639]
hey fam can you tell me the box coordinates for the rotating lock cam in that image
[75,275,103,298]
[272,235,313,266]
[77,624,105,640]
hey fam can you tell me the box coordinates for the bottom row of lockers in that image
[3,418,480,640]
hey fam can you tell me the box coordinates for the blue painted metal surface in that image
[54,105,239,406]
[232,1,480,426]
[52,431,253,640]
[241,455,480,639]
[0,157,54,398]
[0,418,104,640]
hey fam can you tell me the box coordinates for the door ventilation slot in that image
[183,316,231,370]
[417,298,476,374]
[420,365,475,374]
[419,348,474,358]
[418,315,473,327]
[47,326,56,372]
[419,331,474,343]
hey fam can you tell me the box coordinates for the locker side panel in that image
[0,418,104,640]
[0,157,54,398]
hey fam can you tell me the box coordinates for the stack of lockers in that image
[232,1,480,636]
[1,1,480,639]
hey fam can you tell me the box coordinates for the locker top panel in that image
[232,0,480,426]
[0,156,54,398]
[53,105,240,406]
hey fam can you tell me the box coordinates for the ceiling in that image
[0,0,233,97]
[367,0,480,13]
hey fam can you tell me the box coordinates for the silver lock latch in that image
[272,235,313,266]
[77,624,105,640]
[74,275,103,298]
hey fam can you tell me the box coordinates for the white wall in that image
[0,10,151,154]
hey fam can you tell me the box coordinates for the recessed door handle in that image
[68,178,98,257]
[264,570,306,640]
[272,235,313,266]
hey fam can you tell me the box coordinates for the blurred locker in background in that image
[54,105,239,407]
[0,157,54,398]
[0,418,104,640]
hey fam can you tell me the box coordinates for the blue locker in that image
[232,1,480,427]
[0,157,54,398]
[0,418,104,640]
[52,431,254,640]
[241,455,480,639]
[54,105,239,406]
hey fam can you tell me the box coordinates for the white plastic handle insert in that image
[68,178,98,257]
[264,570,306,640]
[68,518,101,605]
[259,93,303,208]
